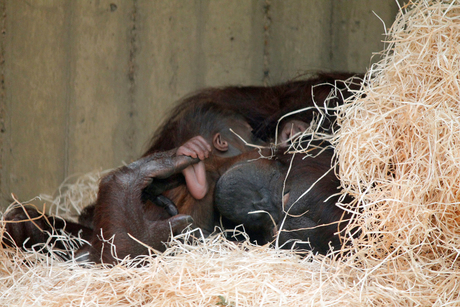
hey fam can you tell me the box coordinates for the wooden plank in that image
[66,0,133,176]
[133,0,202,156]
[0,0,402,211]
[2,0,70,207]
[0,0,6,205]
[268,0,333,82]
[133,0,265,156]
[268,0,400,80]
[200,0,265,87]
[330,0,400,73]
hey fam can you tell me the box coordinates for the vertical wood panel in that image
[331,0,400,72]
[268,0,333,82]
[0,0,401,210]
[134,0,266,156]
[3,0,70,205]
[67,0,133,175]
[200,0,265,87]
[134,0,203,155]
[0,0,6,203]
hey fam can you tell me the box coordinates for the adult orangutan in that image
[2,72,361,262]
[80,103,264,263]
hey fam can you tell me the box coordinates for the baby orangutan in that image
[80,107,262,263]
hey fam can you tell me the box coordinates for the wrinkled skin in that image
[83,135,261,264]
[79,152,199,263]
[215,148,351,254]
[1,152,199,262]
[2,120,262,264]
[2,71,362,261]
[3,121,351,261]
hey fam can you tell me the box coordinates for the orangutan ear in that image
[213,133,229,152]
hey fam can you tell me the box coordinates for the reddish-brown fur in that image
[84,99,262,263]
[84,149,262,264]
[214,147,352,254]
[144,72,362,153]
[3,72,362,262]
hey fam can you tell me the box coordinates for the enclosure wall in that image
[0,0,400,209]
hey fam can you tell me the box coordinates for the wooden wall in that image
[0,0,401,209]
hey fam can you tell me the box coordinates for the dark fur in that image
[215,148,351,254]
[81,152,194,263]
[2,72,362,262]
[145,72,362,153]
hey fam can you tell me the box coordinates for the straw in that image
[3,1,460,305]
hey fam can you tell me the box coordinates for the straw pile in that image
[2,1,460,305]
[334,0,460,304]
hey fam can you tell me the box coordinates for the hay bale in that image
[2,1,460,305]
[334,0,460,304]
[337,0,460,259]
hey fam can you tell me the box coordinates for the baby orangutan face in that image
[177,117,263,200]
[212,118,263,157]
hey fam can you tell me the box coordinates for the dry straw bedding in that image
[2,1,460,305]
